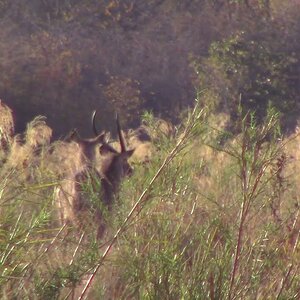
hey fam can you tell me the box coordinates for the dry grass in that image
[0,100,14,162]
[0,102,299,299]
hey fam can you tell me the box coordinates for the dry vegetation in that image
[0,99,299,299]
[0,2,300,298]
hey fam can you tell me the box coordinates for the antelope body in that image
[55,111,134,236]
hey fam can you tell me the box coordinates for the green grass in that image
[0,103,299,299]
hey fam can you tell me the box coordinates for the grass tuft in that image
[0,101,299,299]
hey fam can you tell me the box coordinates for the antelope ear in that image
[125,149,135,158]
[66,129,80,142]
[99,144,112,155]
[94,132,105,143]
[127,128,134,136]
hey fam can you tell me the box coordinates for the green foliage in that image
[101,104,299,299]
[194,16,300,131]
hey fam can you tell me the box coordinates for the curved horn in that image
[92,110,99,136]
[116,113,126,153]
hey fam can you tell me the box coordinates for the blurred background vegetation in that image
[0,0,299,137]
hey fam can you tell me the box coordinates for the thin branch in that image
[77,106,204,300]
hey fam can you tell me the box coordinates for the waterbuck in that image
[55,111,134,236]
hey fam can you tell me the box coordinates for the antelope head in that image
[55,111,135,236]
[92,110,135,186]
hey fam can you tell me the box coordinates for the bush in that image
[193,4,300,132]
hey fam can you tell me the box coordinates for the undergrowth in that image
[0,101,299,299]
